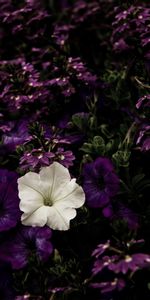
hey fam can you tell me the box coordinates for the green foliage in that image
[80,136,105,156]
[112,150,131,168]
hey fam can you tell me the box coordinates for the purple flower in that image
[92,255,118,275]
[82,157,119,208]
[2,119,31,152]
[0,169,20,232]
[111,4,150,59]
[67,57,97,86]
[20,147,75,171]
[110,254,150,274]
[91,278,125,293]
[0,226,53,269]
[136,124,150,152]
[92,240,110,258]
[141,137,150,151]
[115,203,139,230]
[136,95,150,109]
[55,147,75,167]
[113,38,131,52]
[20,149,55,171]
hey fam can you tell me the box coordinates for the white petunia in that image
[18,162,85,230]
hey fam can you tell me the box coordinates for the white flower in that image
[18,162,85,230]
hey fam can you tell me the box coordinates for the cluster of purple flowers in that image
[0,0,150,299]
[91,239,150,294]
[112,4,150,57]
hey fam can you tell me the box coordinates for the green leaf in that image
[132,174,145,187]
[112,150,131,167]
[93,136,105,154]
[72,113,89,130]
[100,124,114,138]
[80,142,93,154]
[105,139,114,152]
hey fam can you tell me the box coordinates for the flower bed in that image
[0,1,150,299]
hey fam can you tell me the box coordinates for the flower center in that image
[44,197,53,206]
[98,176,105,189]
[0,202,4,216]
[125,255,132,262]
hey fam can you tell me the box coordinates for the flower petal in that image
[39,162,71,201]
[21,206,48,227]
[54,178,85,207]
[18,172,44,213]
[46,206,76,230]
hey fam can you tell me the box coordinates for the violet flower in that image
[0,169,20,232]
[116,203,139,230]
[109,254,150,274]
[2,119,31,152]
[20,149,55,171]
[92,240,110,258]
[0,226,53,269]
[82,157,119,208]
[55,147,75,167]
[92,255,119,275]
[91,278,125,293]
[136,124,150,152]
[136,94,150,109]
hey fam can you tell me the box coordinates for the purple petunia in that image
[2,119,31,152]
[0,226,53,269]
[0,169,20,232]
[82,157,119,208]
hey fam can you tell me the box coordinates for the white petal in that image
[18,172,44,213]
[39,162,71,202]
[46,206,76,230]
[54,179,85,208]
[21,206,48,227]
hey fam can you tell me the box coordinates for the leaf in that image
[132,174,145,187]
[80,142,93,154]
[93,136,105,154]
[105,139,114,152]
[112,150,131,167]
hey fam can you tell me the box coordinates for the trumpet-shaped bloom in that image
[0,226,53,269]
[18,162,85,230]
[82,157,119,208]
